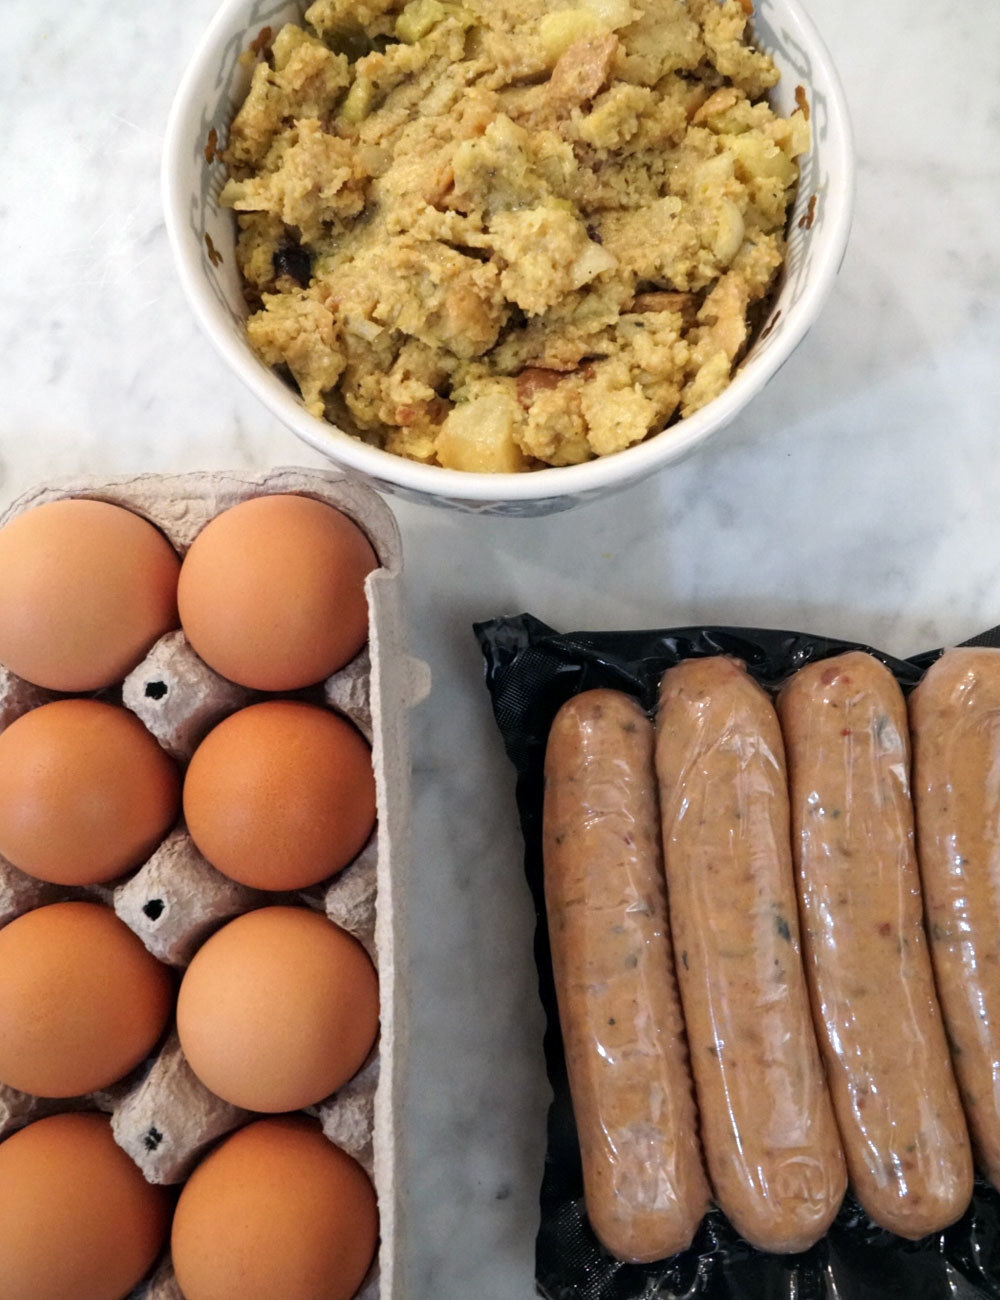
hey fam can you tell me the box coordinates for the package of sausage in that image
[475,613,1000,1300]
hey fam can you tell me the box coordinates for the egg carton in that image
[0,468,429,1300]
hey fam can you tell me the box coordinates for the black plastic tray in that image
[475,613,1000,1300]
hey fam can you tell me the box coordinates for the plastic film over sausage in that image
[543,689,710,1263]
[655,655,845,1254]
[778,650,973,1239]
[911,647,1000,1191]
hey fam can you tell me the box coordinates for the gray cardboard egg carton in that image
[0,469,428,1300]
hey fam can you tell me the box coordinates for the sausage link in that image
[778,651,973,1238]
[543,689,710,1262]
[655,657,845,1254]
[910,647,1000,1188]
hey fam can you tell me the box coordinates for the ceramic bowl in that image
[163,0,854,515]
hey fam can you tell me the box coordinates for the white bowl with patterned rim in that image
[163,0,854,516]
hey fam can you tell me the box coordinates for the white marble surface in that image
[2,1,1000,1295]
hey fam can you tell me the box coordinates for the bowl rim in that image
[163,0,855,504]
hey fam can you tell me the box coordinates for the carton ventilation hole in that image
[143,899,165,921]
[144,680,168,700]
[144,1127,164,1152]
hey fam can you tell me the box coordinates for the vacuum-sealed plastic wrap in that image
[778,651,973,1240]
[910,648,1000,1194]
[543,690,710,1264]
[475,613,1000,1300]
[656,657,845,1255]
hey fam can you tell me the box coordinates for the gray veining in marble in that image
[2,0,1000,1295]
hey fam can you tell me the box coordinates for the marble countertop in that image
[2,1,999,1294]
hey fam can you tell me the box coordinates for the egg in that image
[171,1117,377,1300]
[0,699,180,885]
[0,497,180,692]
[177,494,378,691]
[0,902,173,1097]
[183,700,376,890]
[0,1112,170,1300]
[176,907,378,1112]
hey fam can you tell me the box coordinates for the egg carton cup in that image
[0,468,429,1300]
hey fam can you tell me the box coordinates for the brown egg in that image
[0,902,173,1097]
[177,907,378,1112]
[0,1112,170,1300]
[177,494,378,691]
[172,1117,377,1300]
[0,699,180,885]
[0,497,180,692]
[183,700,376,891]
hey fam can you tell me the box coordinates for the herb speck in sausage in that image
[775,914,791,942]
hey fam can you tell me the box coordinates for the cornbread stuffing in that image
[221,0,810,471]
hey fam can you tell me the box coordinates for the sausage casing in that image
[778,651,973,1238]
[910,647,1000,1188]
[655,657,846,1254]
[543,689,710,1263]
